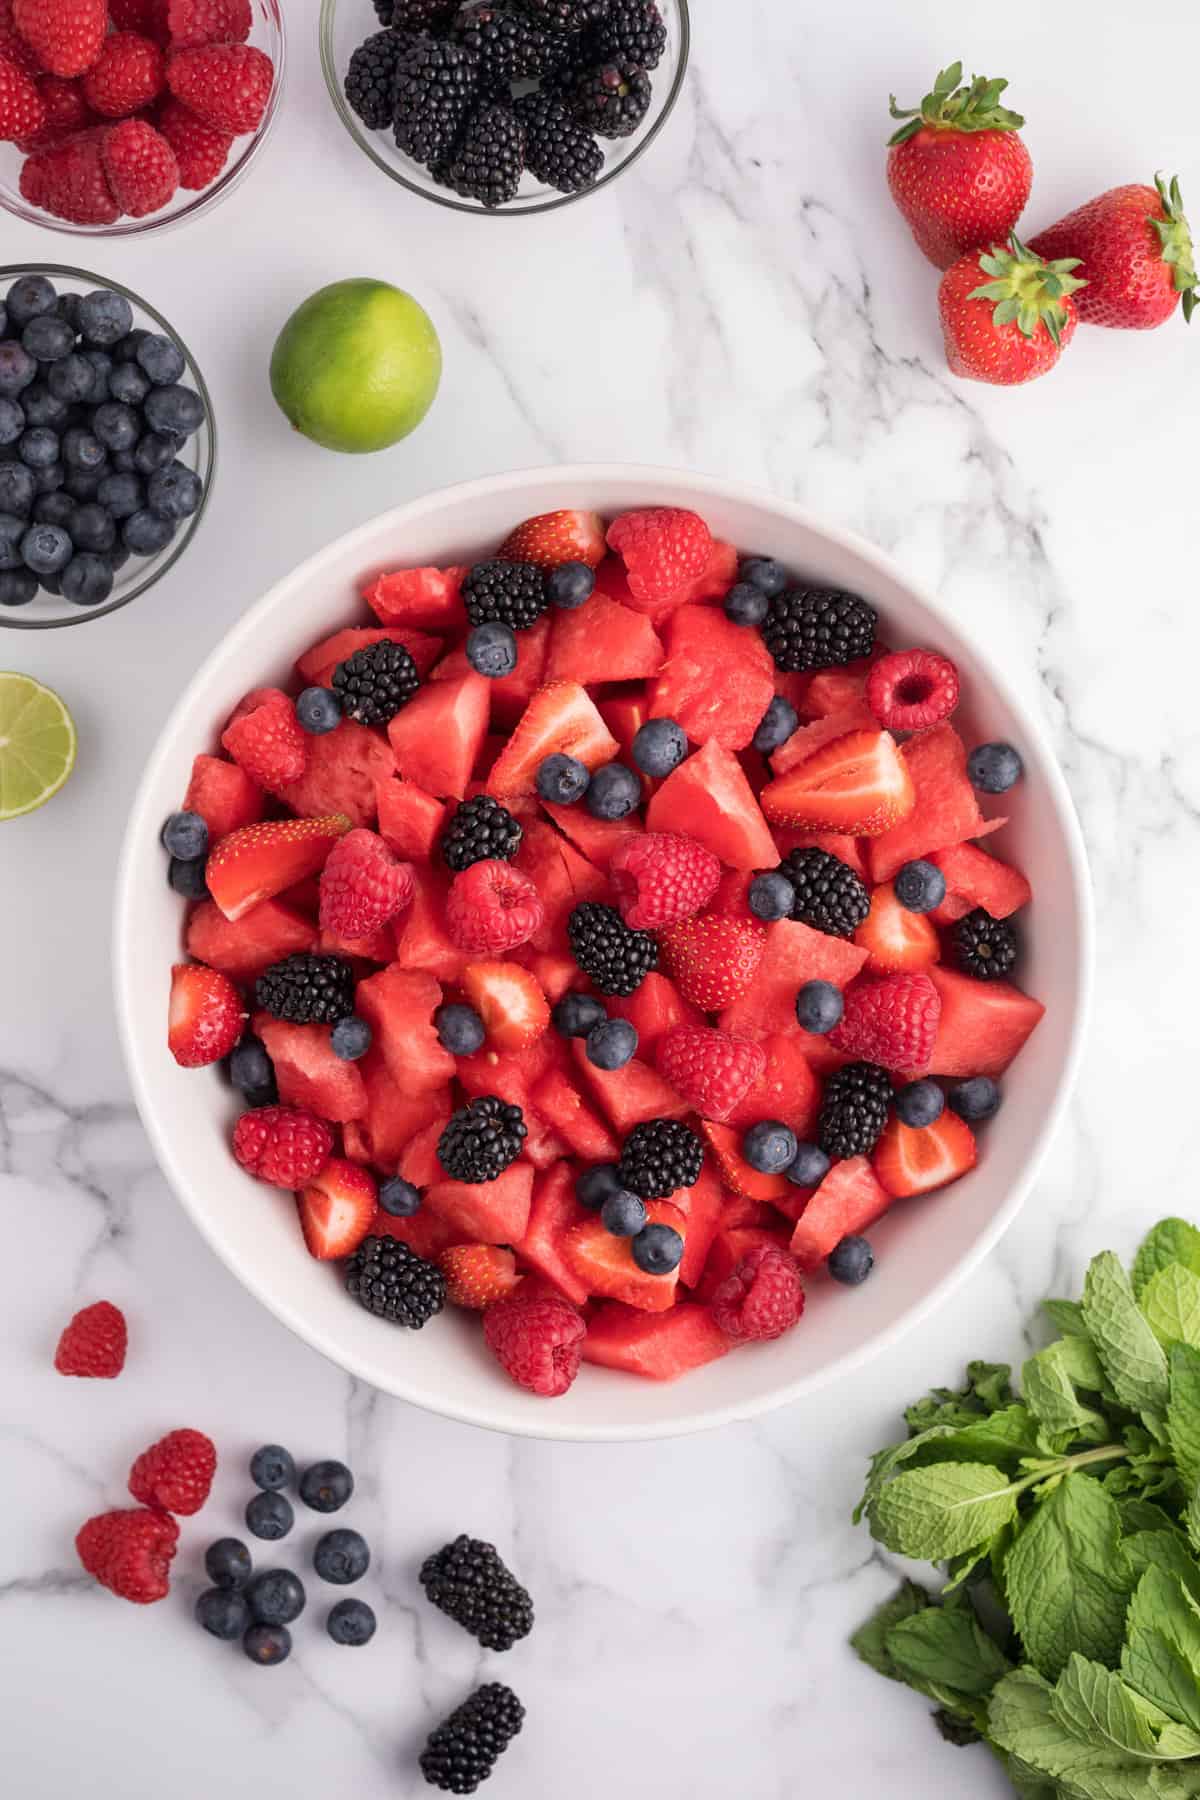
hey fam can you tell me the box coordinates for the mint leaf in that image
[1004,1473,1133,1680]
[919,1404,1045,1469]
[886,1603,1012,1698]
[1045,1297,1091,1338]
[1119,1499,1180,1536]
[1133,1220,1200,1300]
[1121,1568,1200,1732]
[1168,1343,1200,1489]
[850,1580,931,1679]
[989,1667,1162,1798]
[903,1359,1014,1433]
[869,1460,1020,1560]
[1141,1264,1200,1351]
[1185,1495,1200,1560]
[1051,1655,1165,1758]
[1123,1531,1200,1606]
[1083,1252,1170,1425]
[854,1423,960,1524]
[1024,1340,1112,1444]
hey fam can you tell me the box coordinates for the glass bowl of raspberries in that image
[321,0,690,214]
[0,0,284,235]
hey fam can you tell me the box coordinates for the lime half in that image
[0,673,77,820]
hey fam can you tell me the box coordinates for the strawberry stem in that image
[888,61,1025,146]
[1150,173,1197,325]
[967,234,1086,344]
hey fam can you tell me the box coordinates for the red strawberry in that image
[0,50,43,139]
[483,1288,585,1396]
[167,961,246,1067]
[54,1299,127,1377]
[298,1157,377,1260]
[318,827,414,941]
[128,1426,216,1515]
[76,1507,178,1603]
[440,1243,520,1309]
[82,30,164,115]
[1029,174,1197,331]
[655,1023,765,1123]
[109,0,169,39]
[154,91,229,185]
[853,881,940,975]
[100,116,178,215]
[710,1244,805,1342]
[12,0,106,77]
[16,71,91,148]
[232,1103,333,1188]
[165,41,273,132]
[461,959,549,1051]
[761,729,915,835]
[886,61,1032,270]
[659,913,766,1011]
[167,0,250,49]
[607,507,713,607]
[873,1109,977,1199]
[828,971,940,1071]
[445,858,545,955]
[206,814,350,921]
[609,830,720,931]
[939,235,1085,386]
[497,508,605,569]
[20,126,119,222]
[866,649,959,733]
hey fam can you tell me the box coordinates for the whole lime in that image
[269,278,442,454]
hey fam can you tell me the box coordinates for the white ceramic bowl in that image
[114,466,1092,1441]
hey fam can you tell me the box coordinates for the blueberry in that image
[107,359,151,406]
[63,468,104,502]
[785,1141,830,1187]
[740,556,788,598]
[751,695,799,755]
[243,1623,291,1666]
[136,332,186,385]
[378,1175,421,1217]
[894,859,946,914]
[553,991,606,1039]
[168,855,210,898]
[246,1568,306,1626]
[5,275,56,327]
[546,560,594,608]
[96,472,143,520]
[113,327,151,364]
[828,1234,874,1285]
[107,541,131,573]
[600,1188,646,1237]
[132,431,179,476]
[148,460,203,521]
[32,491,75,531]
[92,401,139,454]
[327,1598,376,1645]
[195,1587,250,1640]
[20,523,72,576]
[63,426,106,472]
[0,463,34,515]
[70,503,116,554]
[586,1016,638,1071]
[22,314,75,363]
[749,871,794,922]
[466,619,519,678]
[249,1444,296,1491]
[161,810,209,866]
[435,1001,486,1055]
[19,427,59,468]
[0,398,24,446]
[742,1119,798,1174]
[78,288,134,347]
[725,581,769,627]
[143,384,205,437]
[32,462,65,496]
[313,1528,370,1586]
[123,508,176,556]
[299,1460,354,1513]
[536,751,590,805]
[245,1490,294,1541]
[0,568,38,606]
[20,383,68,428]
[295,685,342,734]
[948,1076,1002,1124]
[576,1163,621,1210]
[631,717,687,778]
[205,1537,253,1589]
[0,512,23,570]
[795,979,843,1035]
[331,1015,372,1060]
[46,354,95,404]
[968,742,1023,795]
[895,1079,945,1129]
[586,762,640,820]
[53,291,80,332]
[631,1222,683,1275]
[0,341,36,397]
[60,553,113,607]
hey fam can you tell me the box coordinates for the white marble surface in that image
[3,1,1200,1793]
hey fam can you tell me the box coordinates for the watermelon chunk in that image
[457,1035,570,1169]
[529,1067,619,1161]
[488,682,618,800]
[254,1014,367,1124]
[355,966,455,1092]
[375,776,446,863]
[692,1223,793,1302]
[605,972,704,1061]
[275,720,395,829]
[516,1165,592,1305]
[512,817,607,950]
[923,965,1045,1077]
[546,588,665,685]
[725,1033,820,1139]
[868,723,991,883]
[318,920,396,963]
[344,1050,450,1173]
[183,753,263,842]
[370,1207,466,1260]
[671,1162,725,1288]
[646,738,777,870]
[718,918,869,1060]
[424,1162,534,1244]
[700,1120,789,1203]
[572,1041,689,1133]
[805,667,872,719]
[431,611,554,729]
[789,1156,893,1272]
[392,865,469,982]
[386,671,490,801]
[930,841,1031,924]
[398,1117,447,1187]
[582,1302,732,1380]
[362,564,468,631]
[297,625,442,687]
[185,897,315,982]
[649,605,775,750]
[509,943,581,1004]
[540,801,642,871]
[563,1199,686,1311]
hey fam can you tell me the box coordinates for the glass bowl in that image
[320,0,690,216]
[0,263,215,630]
[0,0,285,237]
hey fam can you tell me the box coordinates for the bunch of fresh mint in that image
[853,1217,1200,1797]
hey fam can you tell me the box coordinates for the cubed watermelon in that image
[546,588,665,685]
[386,671,490,801]
[344,1051,450,1173]
[457,1035,570,1169]
[646,738,777,870]
[605,971,704,1061]
[254,1014,367,1124]
[581,1302,732,1380]
[362,564,468,631]
[375,776,446,863]
[488,682,618,800]
[512,817,607,950]
[539,801,642,871]
[392,865,469,982]
[529,1068,620,1162]
[355,966,455,1092]
[922,965,1045,1077]
[430,613,554,729]
[718,918,869,1060]
[183,753,264,842]
[563,1199,686,1311]
[789,1156,892,1271]
[671,1162,725,1288]
[370,1207,467,1260]
[318,921,396,963]
[725,1033,820,1138]
[185,897,316,982]
[649,605,775,750]
[572,1042,690,1133]
[930,841,1031,924]
[424,1162,534,1244]
[509,943,582,1003]
[868,723,991,883]
[516,1165,592,1305]
[805,667,873,719]
[297,625,442,688]
[398,1117,447,1187]
[275,720,395,829]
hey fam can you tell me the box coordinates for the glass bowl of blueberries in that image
[0,265,214,629]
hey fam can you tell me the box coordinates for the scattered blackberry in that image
[420,1536,534,1651]
[760,586,877,673]
[371,0,393,20]
[778,846,870,940]
[519,0,607,27]
[438,1096,527,1182]
[953,909,1018,981]
[819,1062,893,1159]
[442,794,523,871]
[345,1237,446,1327]
[345,29,409,128]
[567,57,651,137]
[462,558,548,632]
[332,639,420,724]
[588,0,665,69]
[392,0,458,22]
[451,3,560,85]
[567,901,658,996]
[437,101,527,207]
[420,1683,525,1796]
[515,89,604,191]
[393,33,482,166]
[255,954,355,1027]
[618,1118,704,1200]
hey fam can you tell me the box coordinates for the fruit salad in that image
[161,502,1044,1397]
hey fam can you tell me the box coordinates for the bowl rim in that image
[113,462,1094,1441]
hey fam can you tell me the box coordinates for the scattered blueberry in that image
[785,1142,831,1187]
[161,809,208,861]
[68,502,115,554]
[0,569,36,606]
[195,1587,250,1640]
[205,1537,253,1589]
[77,288,134,347]
[0,397,23,445]
[742,1120,798,1174]
[21,382,69,428]
[378,1175,421,1217]
[586,1016,637,1071]
[108,360,151,407]
[0,464,35,515]
[435,1001,486,1055]
[894,859,946,914]
[327,1598,376,1646]
[546,560,594,608]
[60,553,113,607]
[795,980,843,1035]
[586,762,640,820]
[751,695,799,755]
[123,509,175,556]
[600,1189,646,1237]
[725,581,769,627]
[168,855,209,898]
[91,400,139,454]
[0,512,22,568]
[331,1015,372,1061]
[229,1039,276,1104]
[968,742,1023,795]
[96,472,143,520]
[576,1163,622,1211]
[748,870,795,922]
[245,1490,294,1541]
[79,350,112,401]
[313,1528,370,1586]
[553,991,606,1039]
[246,1568,306,1626]
[113,327,150,365]
[299,1460,354,1514]
[948,1076,1002,1124]
[243,1623,291,1666]
[19,426,59,468]
[740,556,789,597]
[295,686,342,734]
[895,1079,945,1129]
[249,1444,295,1490]
[631,1222,684,1275]
[828,1235,875,1285]
[46,354,94,403]
[22,314,75,363]
[62,426,106,472]
[32,461,66,496]
[631,717,687,778]
[536,751,590,805]
[19,523,71,576]
[6,275,56,327]
[136,332,186,385]
[0,340,36,396]
[132,431,178,476]
[148,461,203,521]
[466,620,518,678]
[143,384,205,437]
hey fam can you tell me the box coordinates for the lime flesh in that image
[0,673,77,820]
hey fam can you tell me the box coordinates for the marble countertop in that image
[4,1,1200,1793]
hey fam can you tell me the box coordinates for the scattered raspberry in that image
[155,91,230,185]
[607,507,713,603]
[866,649,960,733]
[100,116,178,215]
[128,1426,216,1515]
[76,1507,179,1604]
[232,1104,333,1188]
[446,858,545,955]
[20,127,119,223]
[440,1244,520,1310]
[655,1023,765,1124]
[54,1300,127,1378]
[109,0,169,39]
[221,687,307,791]
[828,971,941,1071]
[319,827,415,941]
[0,23,41,76]
[483,1290,585,1396]
[12,0,107,77]
[0,50,43,139]
[167,961,246,1068]
[167,0,250,48]
[711,1245,805,1343]
[82,31,164,116]
[16,72,92,149]
[659,912,766,1010]
[165,41,273,133]
[609,830,720,930]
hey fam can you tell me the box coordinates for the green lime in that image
[0,673,77,820]
[269,278,442,454]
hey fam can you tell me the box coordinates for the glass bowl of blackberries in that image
[0,265,214,629]
[321,0,690,214]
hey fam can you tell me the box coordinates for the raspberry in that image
[866,649,960,733]
[608,830,720,931]
[221,687,307,791]
[827,972,941,1071]
[658,912,766,1011]
[711,1245,805,1343]
[439,1244,520,1310]
[167,0,250,49]
[76,1507,179,1604]
[0,52,44,139]
[0,23,43,75]
[232,1104,333,1188]
[154,92,230,185]
[21,129,119,224]
[483,1290,585,1396]
[109,0,169,39]
[100,117,178,215]
[165,41,273,133]
[54,1300,127,1377]
[128,1426,216,1515]
[607,507,713,604]
[82,31,164,116]
[16,72,91,150]
[445,858,545,956]
[12,0,107,78]
[655,1023,766,1124]
[318,827,415,940]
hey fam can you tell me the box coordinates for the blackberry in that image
[778,845,870,939]
[441,793,523,871]
[393,33,481,167]
[760,586,877,673]
[566,58,651,138]
[819,1062,893,1159]
[392,0,458,23]
[420,1683,525,1796]
[588,0,665,69]
[255,954,355,1026]
[437,100,526,207]
[345,29,409,129]
[515,90,604,192]
[344,1237,446,1327]
[332,639,420,724]
[518,0,608,28]
[618,1118,704,1200]
[567,901,658,996]
[953,909,1018,981]
[462,557,547,630]
[438,1095,527,1182]
[420,1536,534,1651]
[451,3,560,85]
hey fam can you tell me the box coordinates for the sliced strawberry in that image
[646,737,778,869]
[789,1156,892,1272]
[769,704,876,777]
[497,508,606,569]
[182,752,263,841]
[362,564,468,631]
[297,1158,376,1260]
[761,728,916,835]
[854,881,940,974]
[699,1120,788,1203]
[205,815,350,922]
[296,624,442,688]
[167,962,245,1067]
[375,775,445,863]
[185,897,315,982]
[487,681,618,800]
[461,959,549,1052]
[528,1067,619,1161]
[658,913,766,1011]
[873,1111,977,1199]
[563,1199,686,1312]
[439,1243,520,1309]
